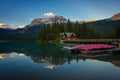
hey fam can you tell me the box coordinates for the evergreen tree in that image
[66,19,72,32]
[38,19,118,42]
[115,27,120,38]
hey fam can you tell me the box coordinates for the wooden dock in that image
[62,39,120,44]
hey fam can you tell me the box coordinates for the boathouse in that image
[60,32,77,40]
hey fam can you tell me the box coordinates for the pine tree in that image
[66,19,72,32]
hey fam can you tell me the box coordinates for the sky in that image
[0,0,120,26]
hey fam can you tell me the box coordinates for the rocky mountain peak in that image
[110,13,120,21]
[30,15,67,26]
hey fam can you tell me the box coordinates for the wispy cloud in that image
[44,12,55,17]
[28,18,34,21]
[18,25,25,28]
[0,23,4,26]
[0,23,16,29]
[0,22,26,29]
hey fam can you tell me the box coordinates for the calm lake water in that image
[0,42,120,80]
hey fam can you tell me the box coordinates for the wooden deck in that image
[64,46,120,55]
[62,39,120,44]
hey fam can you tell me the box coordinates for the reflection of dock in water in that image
[63,39,120,47]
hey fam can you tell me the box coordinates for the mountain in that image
[87,19,120,33]
[87,13,120,33]
[0,24,16,30]
[110,13,120,21]
[0,24,44,40]
[0,13,120,40]
[30,16,67,26]
[0,16,67,40]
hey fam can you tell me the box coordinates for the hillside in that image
[0,16,67,40]
[0,13,120,40]
[87,13,120,33]
[87,19,120,33]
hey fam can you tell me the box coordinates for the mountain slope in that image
[30,16,67,26]
[87,19,120,33]
[110,13,120,21]
[0,16,67,40]
[0,13,120,40]
[87,12,120,32]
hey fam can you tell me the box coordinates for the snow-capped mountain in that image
[30,16,67,26]
[0,13,120,41]
[0,24,16,30]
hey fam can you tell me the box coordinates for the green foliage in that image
[38,20,119,42]
[115,26,120,38]
[66,19,73,32]
[55,37,61,43]
[38,23,64,42]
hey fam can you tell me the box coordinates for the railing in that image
[63,39,120,44]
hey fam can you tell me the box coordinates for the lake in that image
[0,42,120,80]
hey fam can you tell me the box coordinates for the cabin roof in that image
[60,32,76,37]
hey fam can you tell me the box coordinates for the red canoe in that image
[72,44,116,51]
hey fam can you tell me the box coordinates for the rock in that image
[110,13,120,21]
[30,16,67,26]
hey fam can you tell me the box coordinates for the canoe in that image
[64,44,120,54]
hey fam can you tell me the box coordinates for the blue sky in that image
[0,0,120,26]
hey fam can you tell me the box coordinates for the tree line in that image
[38,19,120,42]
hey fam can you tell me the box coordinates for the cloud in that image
[0,23,17,29]
[0,23,4,26]
[18,25,25,28]
[86,19,97,22]
[44,12,55,17]
[28,18,34,21]
[0,22,25,29]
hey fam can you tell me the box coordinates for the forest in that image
[38,19,120,42]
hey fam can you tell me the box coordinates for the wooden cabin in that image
[60,32,77,40]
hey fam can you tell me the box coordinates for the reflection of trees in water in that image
[0,42,120,67]
[37,43,68,65]
[37,43,120,66]
[0,42,80,65]
[32,43,84,65]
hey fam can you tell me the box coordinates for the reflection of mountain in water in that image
[0,42,41,55]
[111,60,120,67]
[0,52,25,59]
[0,42,70,65]
[0,42,120,67]
[91,55,120,67]
[31,43,67,65]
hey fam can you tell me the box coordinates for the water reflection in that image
[87,58,97,62]
[0,52,25,59]
[0,42,120,80]
[44,65,56,69]
[0,42,120,68]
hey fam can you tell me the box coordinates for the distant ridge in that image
[0,13,120,40]
[110,13,120,21]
